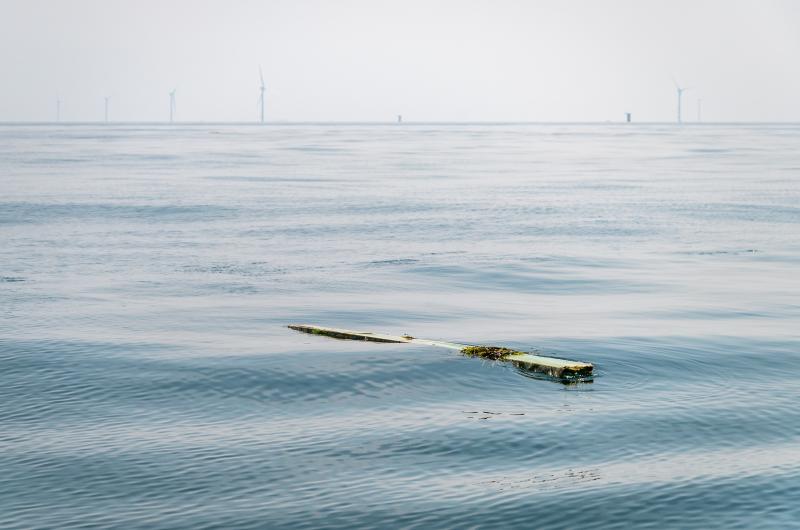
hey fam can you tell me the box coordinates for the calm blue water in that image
[1,123,799,529]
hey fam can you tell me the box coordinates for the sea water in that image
[1,123,799,529]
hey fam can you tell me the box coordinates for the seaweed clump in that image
[461,345,524,361]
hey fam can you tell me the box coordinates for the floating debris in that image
[288,324,593,379]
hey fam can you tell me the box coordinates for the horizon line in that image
[2,120,800,126]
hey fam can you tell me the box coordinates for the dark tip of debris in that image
[461,345,524,361]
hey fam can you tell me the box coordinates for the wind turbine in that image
[169,89,176,123]
[259,67,266,123]
[104,96,110,123]
[697,99,703,122]
[56,97,61,122]
[673,78,691,124]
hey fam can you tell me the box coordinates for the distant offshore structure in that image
[673,79,691,123]
[169,89,176,123]
[259,67,266,123]
[104,96,110,123]
[397,115,402,123]
[625,112,632,123]
[56,98,61,122]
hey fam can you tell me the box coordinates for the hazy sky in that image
[1,0,799,122]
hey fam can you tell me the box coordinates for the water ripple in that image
[2,123,800,529]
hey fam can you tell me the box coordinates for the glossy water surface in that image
[1,123,799,529]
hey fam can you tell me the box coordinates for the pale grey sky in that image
[1,0,798,122]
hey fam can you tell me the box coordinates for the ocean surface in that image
[1,123,799,529]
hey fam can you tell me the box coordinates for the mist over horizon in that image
[2,0,800,123]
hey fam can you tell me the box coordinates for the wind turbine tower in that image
[169,89,176,123]
[259,68,266,123]
[56,98,61,122]
[674,79,691,124]
[104,96,110,123]
[697,99,703,122]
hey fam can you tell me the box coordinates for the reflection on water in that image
[1,123,799,529]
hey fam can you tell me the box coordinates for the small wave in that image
[683,248,759,256]
[365,258,420,267]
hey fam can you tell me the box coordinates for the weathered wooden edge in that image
[287,324,409,344]
[505,354,593,378]
[287,324,593,377]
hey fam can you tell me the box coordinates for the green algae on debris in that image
[461,345,525,361]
